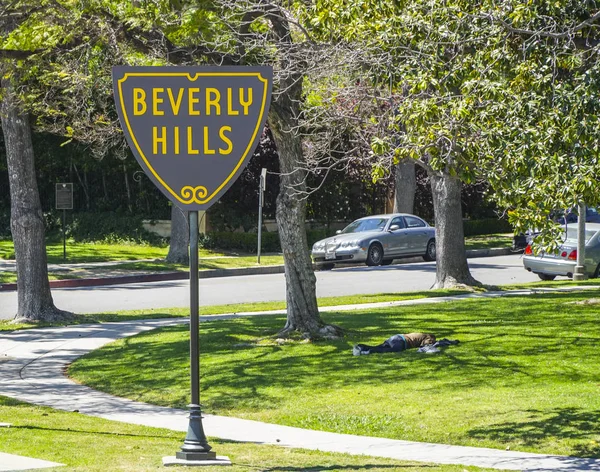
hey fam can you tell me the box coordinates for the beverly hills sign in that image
[113,66,273,210]
[112,65,273,466]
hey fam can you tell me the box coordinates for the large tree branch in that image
[0,48,41,59]
[89,7,239,65]
[483,10,600,40]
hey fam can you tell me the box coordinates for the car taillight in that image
[524,244,532,255]
[561,251,567,257]
[568,250,577,260]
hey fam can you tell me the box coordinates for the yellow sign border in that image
[117,72,269,205]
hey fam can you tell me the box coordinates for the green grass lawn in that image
[0,397,499,472]
[69,289,600,458]
[0,239,230,263]
[101,255,286,272]
[464,233,512,250]
[0,256,286,284]
[0,272,79,284]
[502,279,600,290]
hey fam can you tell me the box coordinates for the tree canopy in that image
[307,1,600,251]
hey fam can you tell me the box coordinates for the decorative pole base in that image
[174,404,217,462]
[163,456,232,467]
[164,404,231,466]
[176,451,217,461]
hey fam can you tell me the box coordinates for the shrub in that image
[201,231,279,253]
[463,218,512,237]
[0,209,10,238]
[66,212,164,245]
[200,229,332,254]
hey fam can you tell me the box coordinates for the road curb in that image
[466,247,516,258]
[0,247,516,292]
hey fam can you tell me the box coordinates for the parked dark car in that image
[554,207,600,224]
[311,213,436,270]
[513,207,600,251]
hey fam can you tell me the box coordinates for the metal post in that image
[62,209,67,262]
[257,180,263,264]
[176,211,216,461]
[257,168,267,265]
[573,202,587,281]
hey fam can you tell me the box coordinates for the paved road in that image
[0,254,539,319]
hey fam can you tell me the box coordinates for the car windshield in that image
[342,218,389,234]
[565,228,598,243]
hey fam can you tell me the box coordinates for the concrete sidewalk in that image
[0,452,63,471]
[2,293,600,471]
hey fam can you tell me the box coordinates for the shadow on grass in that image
[256,465,431,471]
[467,407,600,458]
[74,294,600,405]
[13,424,180,440]
[69,290,600,453]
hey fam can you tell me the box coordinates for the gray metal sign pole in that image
[62,210,66,262]
[257,168,267,264]
[176,210,215,461]
[257,183,263,264]
[55,183,73,262]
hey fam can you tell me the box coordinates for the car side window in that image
[390,217,405,230]
[405,216,426,228]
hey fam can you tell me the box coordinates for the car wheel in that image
[318,263,335,271]
[381,259,394,266]
[366,243,384,266]
[538,273,556,281]
[593,263,600,278]
[423,239,436,262]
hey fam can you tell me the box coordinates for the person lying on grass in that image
[353,333,458,355]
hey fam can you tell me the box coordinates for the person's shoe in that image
[352,345,361,356]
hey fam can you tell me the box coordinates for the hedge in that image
[202,220,512,253]
[463,218,512,237]
[0,210,10,238]
[0,211,511,249]
[40,211,163,245]
[200,229,329,254]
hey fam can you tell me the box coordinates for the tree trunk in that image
[269,103,342,339]
[393,158,416,214]
[430,171,480,289]
[72,163,90,210]
[166,205,189,264]
[123,163,132,212]
[83,169,90,209]
[102,171,109,200]
[0,79,72,322]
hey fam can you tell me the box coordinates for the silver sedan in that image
[311,213,436,269]
[523,223,600,280]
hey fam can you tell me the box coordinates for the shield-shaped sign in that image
[112,66,273,210]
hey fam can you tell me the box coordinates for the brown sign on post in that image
[55,183,73,210]
[112,66,273,210]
